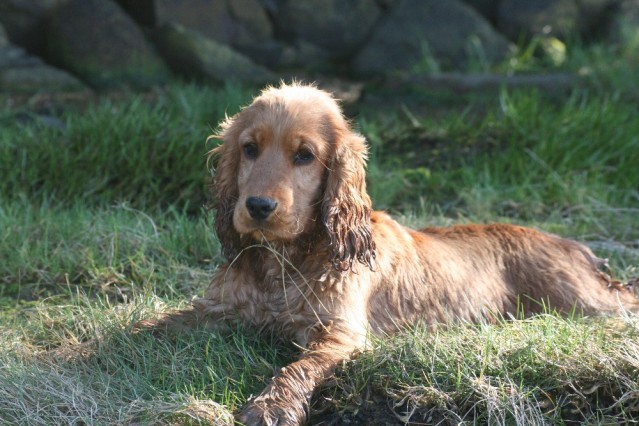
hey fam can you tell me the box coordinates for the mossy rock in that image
[0,44,87,93]
[151,23,274,84]
[43,0,169,90]
[353,0,514,75]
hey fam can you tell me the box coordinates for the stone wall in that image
[0,0,636,93]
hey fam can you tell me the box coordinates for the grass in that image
[0,84,252,212]
[0,292,290,424]
[365,89,639,248]
[321,315,639,424]
[1,41,639,424]
[0,202,218,301]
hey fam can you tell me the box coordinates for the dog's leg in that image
[132,284,245,334]
[132,308,208,334]
[238,322,363,426]
[132,300,235,335]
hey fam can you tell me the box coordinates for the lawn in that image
[1,41,639,424]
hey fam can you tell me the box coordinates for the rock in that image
[0,44,39,68]
[117,0,280,67]
[0,64,86,93]
[227,0,273,45]
[118,0,273,52]
[497,0,619,40]
[608,0,639,44]
[353,0,513,76]
[14,111,67,130]
[151,23,275,84]
[578,0,620,24]
[228,37,332,70]
[120,0,333,69]
[160,0,232,41]
[268,0,382,59]
[0,23,9,47]
[387,72,580,95]
[43,0,169,90]
[0,0,59,53]
[498,0,579,39]
[113,0,156,26]
[0,44,87,93]
[275,40,332,69]
[0,23,85,93]
[460,0,500,24]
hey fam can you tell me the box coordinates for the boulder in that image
[578,0,621,25]
[460,0,499,24]
[113,0,156,26]
[242,39,331,70]
[276,40,332,70]
[0,0,59,53]
[43,0,169,89]
[607,0,639,44]
[387,72,580,95]
[353,0,513,76]
[0,24,8,48]
[0,39,87,93]
[497,0,619,40]
[227,0,273,45]
[117,0,272,52]
[117,0,280,67]
[267,0,382,59]
[151,23,275,84]
[0,62,87,93]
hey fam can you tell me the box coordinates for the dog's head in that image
[210,83,375,271]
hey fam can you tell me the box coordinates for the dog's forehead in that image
[255,85,342,121]
[240,96,337,151]
[258,84,338,106]
[249,118,330,159]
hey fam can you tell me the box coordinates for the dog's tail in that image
[585,246,639,313]
[610,275,639,313]
[624,276,639,299]
[625,277,639,288]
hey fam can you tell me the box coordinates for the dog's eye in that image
[243,143,258,160]
[294,149,314,165]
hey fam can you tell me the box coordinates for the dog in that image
[139,82,638,425]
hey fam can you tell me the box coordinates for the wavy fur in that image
[140,83,638,426]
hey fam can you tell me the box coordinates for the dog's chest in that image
[251,258,342,335]
[203,254,346,342]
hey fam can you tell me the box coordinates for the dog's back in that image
[416,223,639,316]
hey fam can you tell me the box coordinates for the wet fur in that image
[138,83,638,425]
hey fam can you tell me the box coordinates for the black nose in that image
[246,196,278,220]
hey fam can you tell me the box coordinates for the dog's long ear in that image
[321,125,376,271]
[208,113,245,263]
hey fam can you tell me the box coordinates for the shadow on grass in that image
[1,310,296,424]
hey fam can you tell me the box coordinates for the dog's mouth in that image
[234,214,288,242]
[234,199,313,243]
[239,217,309,244]
[249,228,279,242]
[249,219,303,240]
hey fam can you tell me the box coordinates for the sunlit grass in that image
[0,201,218,300]
[322,314,639,424]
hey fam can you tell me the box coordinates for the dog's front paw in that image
[238,395,306,426]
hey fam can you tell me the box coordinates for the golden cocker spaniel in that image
[142,82,638,425]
